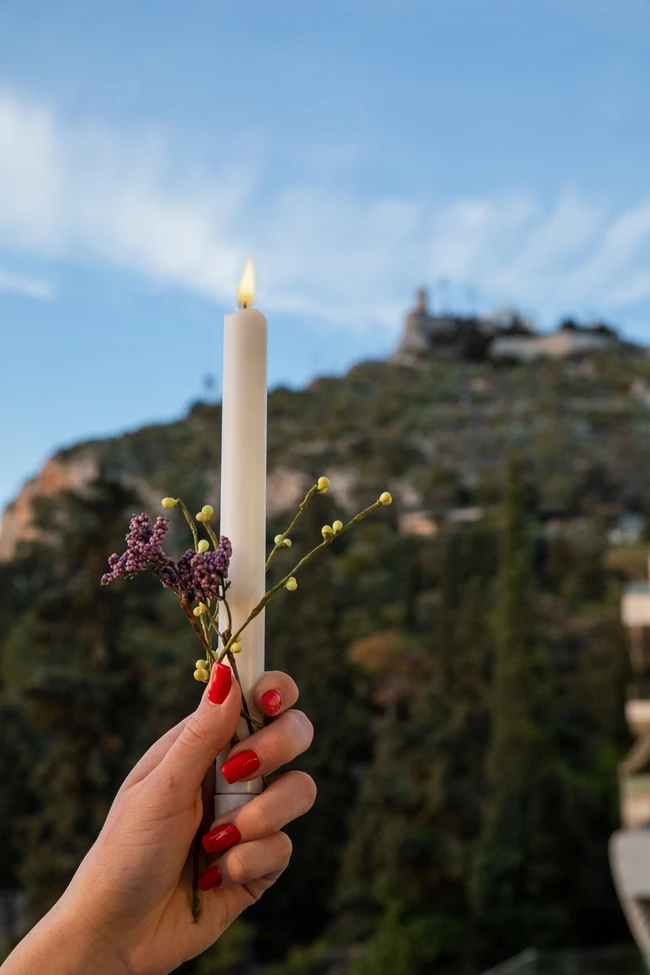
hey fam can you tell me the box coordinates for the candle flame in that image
[237,259,256,308]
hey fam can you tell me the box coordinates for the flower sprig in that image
[101,477,391,920]
[101,478,392,698]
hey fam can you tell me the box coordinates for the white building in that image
[610,560,650,959]
[490,330,613,362]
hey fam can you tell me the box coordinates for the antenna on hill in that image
[203,373,219,402]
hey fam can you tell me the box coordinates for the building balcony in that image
[627,699,650,736]
[620,773,650,829]
[622,583,650,628]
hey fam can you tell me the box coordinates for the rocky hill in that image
[3,340,650,560]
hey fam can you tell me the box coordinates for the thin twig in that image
[204,521,221,551]
[220,498,384,662]
[176,499,200,550]
[240,708,263,730]
[180,595,211,652]
[228,650,257,736]
[265,483,319,572]
[222,595,234,645]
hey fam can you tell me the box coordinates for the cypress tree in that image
[471,459,557,962]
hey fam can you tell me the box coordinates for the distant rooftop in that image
[392,287,629,365]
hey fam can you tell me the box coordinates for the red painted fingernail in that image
[197,864,222,891]
[202,822,241,855]
[261,689,282,716]
[208,663,231,705]
[220,749,260,784]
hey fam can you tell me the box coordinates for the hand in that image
[2,666,315,975]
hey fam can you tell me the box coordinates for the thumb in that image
[155,662,242,795]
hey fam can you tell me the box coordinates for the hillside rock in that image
[0,450,98,559]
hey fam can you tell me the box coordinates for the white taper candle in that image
[215,260,266,816]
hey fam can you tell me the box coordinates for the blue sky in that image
[1,0,650,508]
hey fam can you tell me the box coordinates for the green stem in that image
[265,482,319,572]
[205,594,260,728]
[222,594,234,644]
[228,650,257,736]
[180,596,212,653]
[205,521,221,550]
[176,498,200,551]
[240,708,263,730]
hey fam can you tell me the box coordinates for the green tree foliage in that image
[471,460,560,959]
[471,462,628,962]
[0,699,36,890]
[0,479,171,919]
[333,528,493,973]
[348,898,464,975]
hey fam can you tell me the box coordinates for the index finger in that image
[253,671,299,718]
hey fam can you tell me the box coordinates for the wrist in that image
[2,898,133,975]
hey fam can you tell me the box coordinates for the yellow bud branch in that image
[220,496,386,663]
[265,480,322,573]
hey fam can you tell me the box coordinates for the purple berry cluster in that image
[101,512,232,604]
[176,537,232,603]
[101,514,170,585]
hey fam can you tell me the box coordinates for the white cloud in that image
[427,189,650,325]
[0,265,52,300]
[1,89,650,330]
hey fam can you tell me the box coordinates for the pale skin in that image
[2,670,316,975]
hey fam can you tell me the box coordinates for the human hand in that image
[3,665,315,975]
